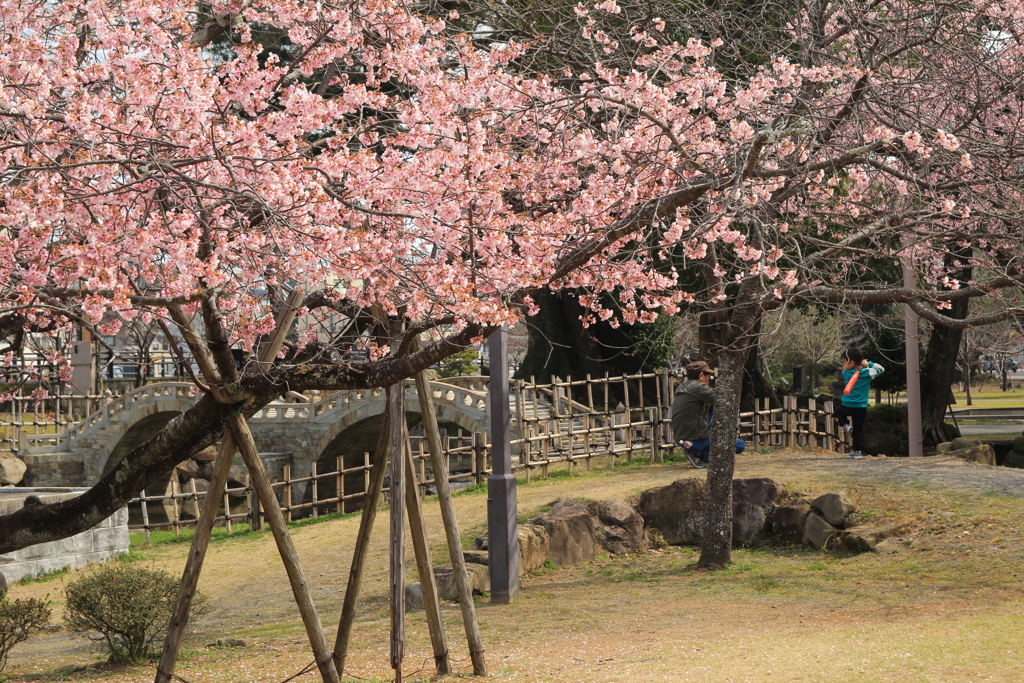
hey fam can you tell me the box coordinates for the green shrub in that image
[0,593,52,673]
[64,566,207,664]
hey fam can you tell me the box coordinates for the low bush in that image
[64,566,207,664]
[0,592,52,674]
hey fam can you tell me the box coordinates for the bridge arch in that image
[73,383,199,485]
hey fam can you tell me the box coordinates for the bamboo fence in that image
[127,373,851,536]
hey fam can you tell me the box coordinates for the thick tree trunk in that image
[920,321,963,446]
[698,348,746,569]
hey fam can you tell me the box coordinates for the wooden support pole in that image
[155,434,237,683]
[229,414,340,683]
[333,391,392,673]
[403,431,450,675]
[388,388,406,682]
[413,362,487,676]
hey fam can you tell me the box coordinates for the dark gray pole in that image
[903,239,923,457]
[487,326,520,603]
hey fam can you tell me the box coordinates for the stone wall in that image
[0,489,129,584]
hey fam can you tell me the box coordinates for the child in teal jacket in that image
[838,346,884,459]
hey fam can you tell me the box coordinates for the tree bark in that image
[698,348,747,569]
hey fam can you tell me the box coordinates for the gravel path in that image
[748,451,1024,499]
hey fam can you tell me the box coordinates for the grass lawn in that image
[5,449,1024,683]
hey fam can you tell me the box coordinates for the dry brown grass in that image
[6,449,1024,682]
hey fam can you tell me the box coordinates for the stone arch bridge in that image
[21,379,497,488]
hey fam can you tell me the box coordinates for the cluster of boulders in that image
[407,477,905,606]
[934,437,996,466]
[172,447,250,518]
[638,477,906,552]
[0,453,27,486]
[1002,435,1024,469]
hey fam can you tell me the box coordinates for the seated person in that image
[671,361,746,469]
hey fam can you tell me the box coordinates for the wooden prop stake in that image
[154,433,236,683]
[229,414,340,683]
[333,395,391,673]
[403,429,450,674]
[413,364,487,676]
[388,387,406,682]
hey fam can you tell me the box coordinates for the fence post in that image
[336,456,345,513]
[250,479,263,532]
[170,478,180,538]
[139,489,151,543]
[649,408,659,463]
[473,432,486,485]
[785,396,798,448]
[222,483,232,534]
[283,464,293,522]
[311,461,319,520]
[363,451,371,505]
[824,400,835,451]
[623,377,633,461]
[188,478,199,529]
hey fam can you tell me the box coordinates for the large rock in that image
[192,447,217,463]
[803,513,839,549]
[637,478,705,546]
[470,524,550,574]
[405,582,424,610]
[175,458,199,481]
[639,477,782,547]
[810,492,856,527]
[226,465,251,493]
[935,442,953,453]
[433,563,490,599]
[1004,451,1024,469]
[950,444,996,466]
[1013,435,1024,453]
[463,550,489,566]
[532,499,598,567]
[516,524,550,573]
[732,478,784,545]
[0,455,27,485]
[832,521,908,552]
[771,499,812,545]
[950,437,979,451]
[596,499,645,555]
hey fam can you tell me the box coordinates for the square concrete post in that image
[487,326,520,603]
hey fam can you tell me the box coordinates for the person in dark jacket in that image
[671,361,745,468]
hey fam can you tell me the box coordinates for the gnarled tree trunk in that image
[698,347,747,569]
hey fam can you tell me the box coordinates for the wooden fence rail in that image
[127,374,850,536]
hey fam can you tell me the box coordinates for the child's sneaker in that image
[843,424,853,434]
[847,451,863,459]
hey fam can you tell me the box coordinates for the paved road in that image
[958,423,1024,436]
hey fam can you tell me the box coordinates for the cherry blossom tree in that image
[1,0,1024,577]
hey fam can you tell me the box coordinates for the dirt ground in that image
[6,449,1024,682]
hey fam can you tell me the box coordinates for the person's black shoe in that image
[685,448,708,469]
